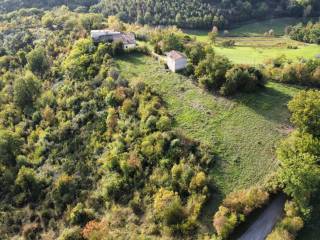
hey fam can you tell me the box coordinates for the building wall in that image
[167,58,176,72]
[175,58,187,71]
[167,57,187,72]
[124,43,136,49]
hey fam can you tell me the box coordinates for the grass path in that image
[117,53,301,194]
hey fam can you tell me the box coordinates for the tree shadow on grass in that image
[116,52,146,65]
[198,185,225,235]
[233,85,298,125]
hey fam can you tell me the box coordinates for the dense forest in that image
[1,0,320,28]
[0,1,320,240]
[288,21,320,44]
[0,7,217,239]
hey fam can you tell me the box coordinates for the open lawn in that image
[184,34,320,64]
[214,44,320,64]
[226,17,306,36]
[116,53,301,194]
[184,18,320,64]
[185,17,312,38]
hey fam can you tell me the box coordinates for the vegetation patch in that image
[116,53,301,196]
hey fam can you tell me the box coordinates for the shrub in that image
[0,129,23,167]
[68,203,95,227]
[213,206,238,239]
[13,71,41,111]
[100,173,127,202]
[213,187,269,238]
[195,54,232,91]
[288,90,320,137]
[52,175,77,210]
[220,65,266,96]
[266,201,303,240]
[223,187,269,215]
[220,40,235,47]
[26,47,49,77]
[156,115,172,131]
[58,227,84,240]
[15,166,42,203]
[154,188,186,226]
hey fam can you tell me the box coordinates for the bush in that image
[220,40,235,47]
[13,71,41,112]
[58,227,84,240]
[68,203,95,227]
[100,173,127,202]
[154,188,186,226]
[26,47,49,76]
[15,166,42,203]
[52,175,77,210]
[220,65,266,96]
[223,187,269,215]
[213,206,238,239]
[288,90,320,137]
[195,53,232,91]
[266,201,304,240]
[213,187,269,238]
[0,130,23,167]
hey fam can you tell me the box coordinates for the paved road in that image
[238,194,286,240]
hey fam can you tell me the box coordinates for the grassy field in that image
[214,44,320,65]
[116,53,301,232]
[184,18,320,64]
[226,17,306,36]
[116,53,301,194]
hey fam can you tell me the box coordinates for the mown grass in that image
[185,17,312,38]
[184,18,320,64]
[226,17,306,36]
[214,44,320,64]
[116,53,301,194]
[185,34,320,64]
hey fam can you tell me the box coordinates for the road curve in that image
[238,194,286,240]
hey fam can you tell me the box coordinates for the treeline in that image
[1,0,320,29]
[0,0,99,13]
[265,57,320,87]
[288,21,320,44]
[267,90,320,240]
[91,0,319,29]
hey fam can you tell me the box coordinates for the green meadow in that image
[116,53,301,195]
[184,18,320,64]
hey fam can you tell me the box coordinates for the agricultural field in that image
[185,18,320,64]
[116,53,301,195]
[226,17,308,36]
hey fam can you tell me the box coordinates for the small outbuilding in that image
[166,50,187,72]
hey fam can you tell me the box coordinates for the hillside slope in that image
[92,0,319,28]
[1,0,319,29]
[116,53,301,194]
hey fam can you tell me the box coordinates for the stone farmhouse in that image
[90,29,136,49]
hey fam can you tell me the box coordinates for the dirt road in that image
[238,194,286,240]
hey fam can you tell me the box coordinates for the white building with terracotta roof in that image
[166,50,188,72]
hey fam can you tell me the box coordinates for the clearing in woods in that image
[116,53,301,195]
[184,18,320,64]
